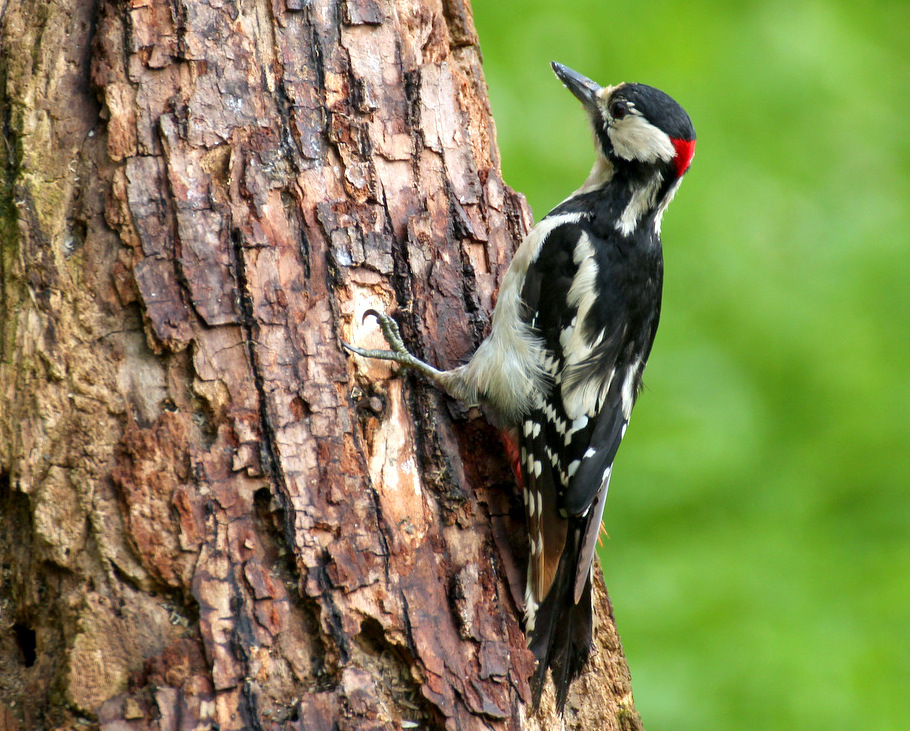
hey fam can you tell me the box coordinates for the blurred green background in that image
[472,1,910,729]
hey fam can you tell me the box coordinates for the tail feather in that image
[528,526,594,712]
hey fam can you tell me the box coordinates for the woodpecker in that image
[345,62,695,711]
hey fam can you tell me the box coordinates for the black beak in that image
[551,62,603,114]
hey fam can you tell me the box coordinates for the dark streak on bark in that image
[315,554,351,667]
[447,177,488,349]
[232,595,268,731]
[230,226,279,481]
[285,191,311,279]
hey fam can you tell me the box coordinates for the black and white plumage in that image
[344,62,695,712]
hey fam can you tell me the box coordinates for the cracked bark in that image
[0,0,644,729]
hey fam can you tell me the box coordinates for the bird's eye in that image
[610,101,628,120]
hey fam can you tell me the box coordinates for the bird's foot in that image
[343,310,443,380]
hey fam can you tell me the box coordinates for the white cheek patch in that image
[609,114,675,165]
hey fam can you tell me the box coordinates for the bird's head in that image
[551,62,696,180]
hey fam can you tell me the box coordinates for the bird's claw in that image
[343,310,415,368]
[362,309,408,354]
[361,308,382,325]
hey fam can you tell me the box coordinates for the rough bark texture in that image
[0,0,644,729]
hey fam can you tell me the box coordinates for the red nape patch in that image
[671,137,696,177]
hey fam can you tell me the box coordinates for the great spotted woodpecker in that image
[345,62,695,711]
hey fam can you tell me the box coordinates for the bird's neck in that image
[573,154,614,196]
[560,153,675,239]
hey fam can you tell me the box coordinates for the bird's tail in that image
[527,525,594,713]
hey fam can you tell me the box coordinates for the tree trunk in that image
[0,0,643,729]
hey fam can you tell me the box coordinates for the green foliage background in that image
[472,2,910,729]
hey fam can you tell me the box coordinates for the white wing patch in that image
[564,415,588,446]
[559,233,618,420]
[620,361,640,420]
[562,368,616,422]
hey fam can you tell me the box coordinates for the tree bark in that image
[0,0,643,729]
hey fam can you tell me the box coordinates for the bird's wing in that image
[517,219,639,602]
[517,219,578,601]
